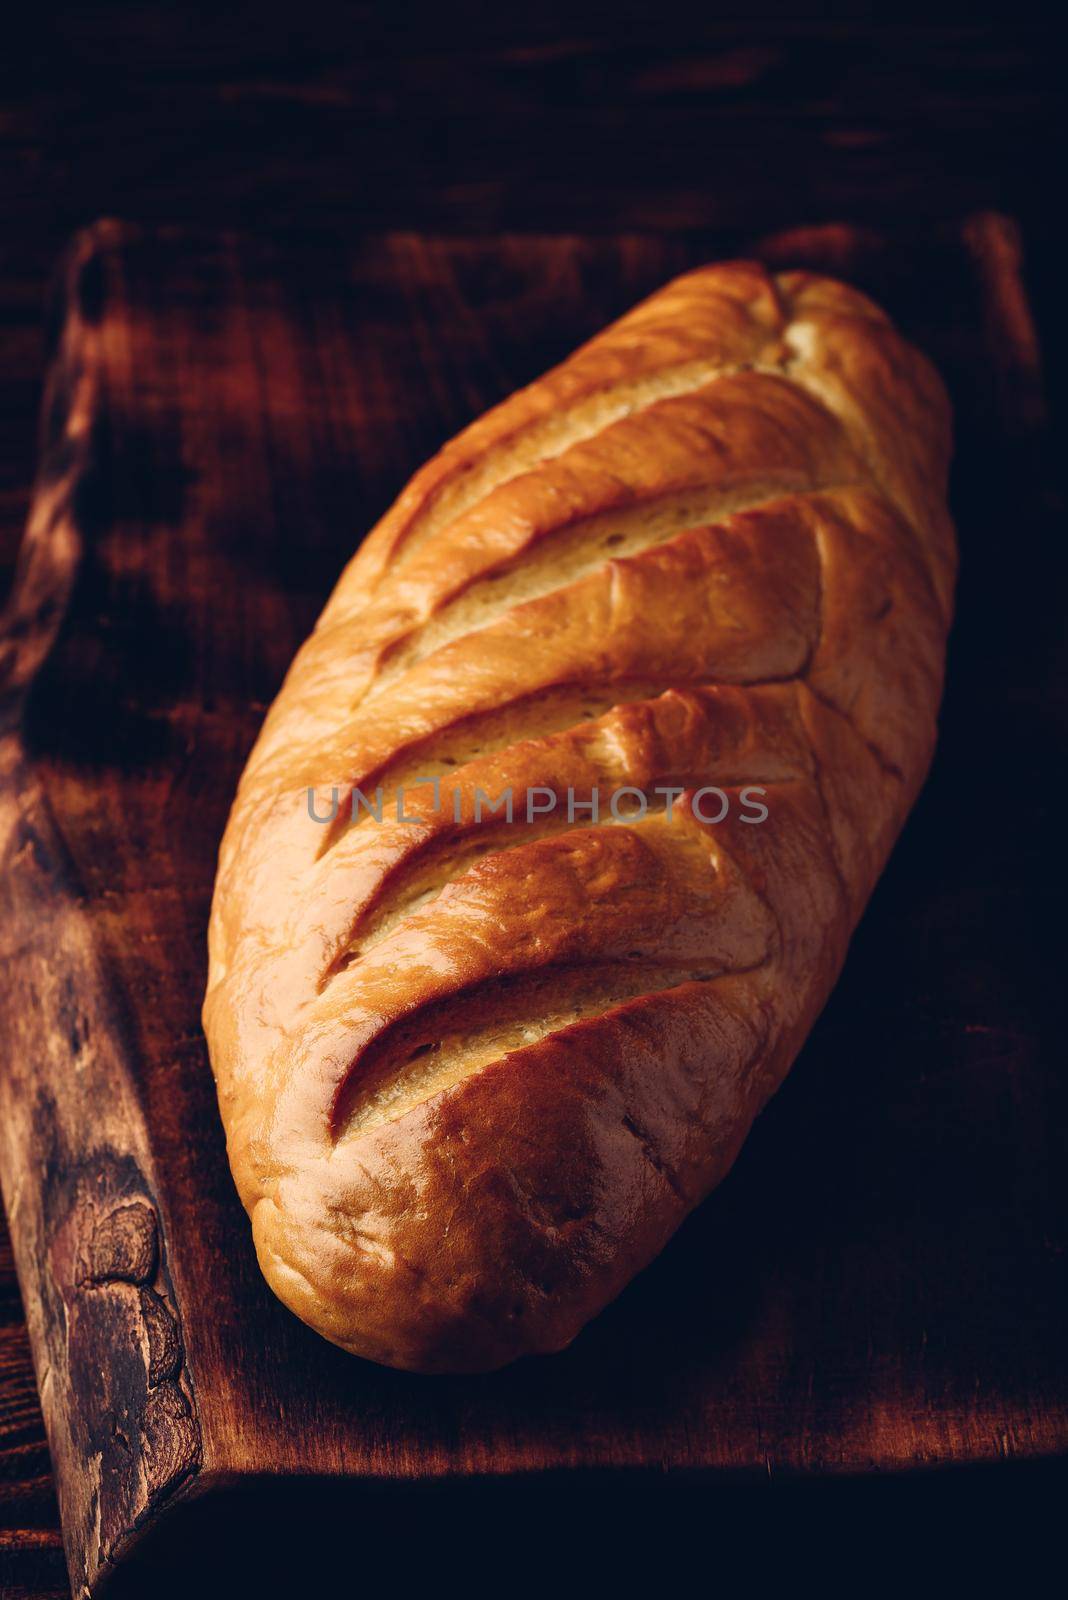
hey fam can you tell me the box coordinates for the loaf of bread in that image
[204,261,955,1372]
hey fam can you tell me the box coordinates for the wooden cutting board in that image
[0,216,1063,1597]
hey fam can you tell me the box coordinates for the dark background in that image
[0,5,1064,1595]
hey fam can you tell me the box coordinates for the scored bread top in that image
[204,261,955,1372]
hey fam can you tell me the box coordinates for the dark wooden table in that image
[1,11,1065,1597]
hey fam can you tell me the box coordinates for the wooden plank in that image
[0,215,1064,1595]
[1,12,1060,240]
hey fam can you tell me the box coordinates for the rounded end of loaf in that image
[245,984,771,1373]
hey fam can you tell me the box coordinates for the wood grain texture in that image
[2,8,1061,241]
[0,1219,63,1596]
[0,214,1065,1594]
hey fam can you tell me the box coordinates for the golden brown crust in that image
[203,261,956,1372]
